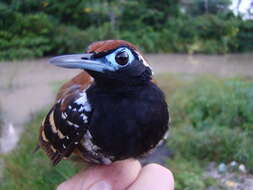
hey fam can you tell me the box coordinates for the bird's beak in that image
[49,53,115,72]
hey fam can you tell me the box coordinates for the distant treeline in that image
[0,0,252,60]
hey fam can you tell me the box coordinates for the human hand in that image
[57,159,174,190]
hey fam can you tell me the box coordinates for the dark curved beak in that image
[49,53,115,72]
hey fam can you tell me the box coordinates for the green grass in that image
[167,156,220,190]
[0,111,80,190]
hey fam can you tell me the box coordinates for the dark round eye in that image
[115,51,129,66]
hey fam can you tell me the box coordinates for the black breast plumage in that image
[86,82,169,161]
[39,81,169,165]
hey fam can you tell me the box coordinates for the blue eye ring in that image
[115,51,129,66]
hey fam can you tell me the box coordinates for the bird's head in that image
[50,40,152,86]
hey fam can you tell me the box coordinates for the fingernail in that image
[89,181,112,190]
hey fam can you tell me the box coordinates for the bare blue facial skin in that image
[49,47,135,73]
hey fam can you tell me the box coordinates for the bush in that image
[167,156,218,190]
[171,77,253,129]
[236,19,253,52]
[167,76,253,172]
[0,11,54,60]
[168,124,253,171]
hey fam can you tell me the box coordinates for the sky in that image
[231,0,252,18]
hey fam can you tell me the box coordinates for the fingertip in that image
[97,159,142,189]
[144,163,174,181]
[128,163,174,190]
[56,159,142,190]
[56,182,67,190]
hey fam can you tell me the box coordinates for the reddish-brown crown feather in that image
[87,40,138,53]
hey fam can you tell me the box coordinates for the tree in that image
[185,0,232,16]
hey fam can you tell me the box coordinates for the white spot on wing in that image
[67,120,80,128]
[157,139,164,146]
[75,92,91,112]
[163,130,169,140]
[62,112,67,119]
[80,113,88,123]
[67,120,74,126]
[92,144,100,151]
[101,157,112,165]
[84,130,92,139]
[82,130,102,153]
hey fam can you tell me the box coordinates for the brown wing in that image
[39,72,93,165]
[56,71,92,101]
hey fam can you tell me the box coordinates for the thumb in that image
[57,159,141,190]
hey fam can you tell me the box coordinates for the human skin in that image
[57,159,174,190]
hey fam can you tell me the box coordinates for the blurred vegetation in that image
[1,75,253,189]
[162,76,253,189]
[0,104,3,137]
[171,77,253,129]
[167,156,220,190]
[0,111,80,190]
[0,0,252,60]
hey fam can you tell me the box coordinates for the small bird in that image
[38,40,169,166]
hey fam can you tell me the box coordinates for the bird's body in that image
[39,40,169,165]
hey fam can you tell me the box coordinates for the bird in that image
[38,40,169,166]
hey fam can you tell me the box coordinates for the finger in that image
[56,159,141,190]
[127,163,174,190]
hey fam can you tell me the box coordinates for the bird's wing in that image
[39,72,93,165]
[56,71,92,102]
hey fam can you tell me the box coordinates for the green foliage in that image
[168,125,253,171]
[0,111,80,190]
[171,77,253,129]
[0,11,54,60]
[164,75,253,187]
[236,19,253,52]
[0,0,252,60]
[167,156,219,190]
[187,0,232,16]
[165,75,253,173]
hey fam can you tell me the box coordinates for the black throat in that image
[87,60,153,89]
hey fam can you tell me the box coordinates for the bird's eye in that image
[115,51,129,66]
